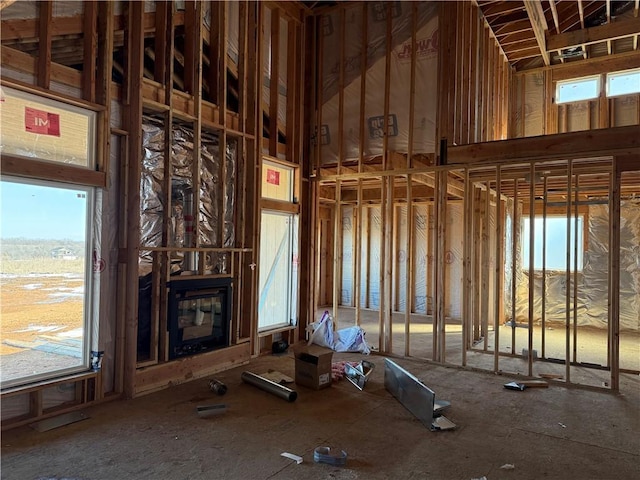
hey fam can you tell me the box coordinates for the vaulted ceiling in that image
[476,1,639,70]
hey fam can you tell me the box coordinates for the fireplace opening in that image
[168,278,232,359]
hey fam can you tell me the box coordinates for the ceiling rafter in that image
[524,0,551,65]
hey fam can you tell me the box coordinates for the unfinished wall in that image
[511,67,640,137]
[317,2,439,165]
[514,200,640,331]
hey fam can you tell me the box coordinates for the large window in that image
[521,216,584,271]
[0,178,94,388]
[0,85,98,389]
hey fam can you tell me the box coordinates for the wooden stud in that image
[608,158,621,391]
[573,174,580,364]
[494,167,503,372]
[82,1,97,102]
[481,180,490,351]
[123,0,145,398]
[528,163,535,376]
[511,178,519,354]
[473,187,482,344]
[541,174,548,358]
[462,168,471,364]
[285,19,297,161]
[565,160,573,383]
[219,2,229,127]
[38,0,52,89]
[269,8,280,157]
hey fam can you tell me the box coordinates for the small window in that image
[556,76,600,104]
[521,216,584,271]
[607,68,640,98]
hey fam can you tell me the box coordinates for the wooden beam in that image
[447,125,640,164]
[546,16,640,52]
[0,0,17,10]
[523,0,550,65]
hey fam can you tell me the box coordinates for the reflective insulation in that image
[140,117,236,275]
[139,117,165,273]
[515,200,640,330]
[318,3,439,165]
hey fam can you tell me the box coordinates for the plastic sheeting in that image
[318,3,439,164]
[341,206,354,306]
[340,201,465,320]
[139,117,236,275]
[413,205,429,314]
[515,200,640,331]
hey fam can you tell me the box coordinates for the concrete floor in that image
[329,307,640,390]
[2,352,639,480]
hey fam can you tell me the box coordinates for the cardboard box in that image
[294,344,333,390]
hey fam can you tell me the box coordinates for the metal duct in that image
[240,371,298,402]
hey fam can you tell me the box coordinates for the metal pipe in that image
[241,371,298,402]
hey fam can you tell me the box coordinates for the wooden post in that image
[333,181,342,321]
[495,167,502,373]
[462,168,471,364]
[473,187,482,343]
[355,2,368,326]
[511,178,519,354]
[608,158,621,391]
[481,181,490,351]
[565,160,573,383]
[123,0,145,398]
[541,174,548,358]
[573,174,580,363]
[405,2,417,356]
[528,164,535,376]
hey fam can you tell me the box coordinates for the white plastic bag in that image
[307,311,370,354]
[306,310,334,348]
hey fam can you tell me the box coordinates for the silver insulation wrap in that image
[139,117,236,275]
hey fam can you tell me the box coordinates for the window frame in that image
[606,68,640,99]
[555,75,601,105]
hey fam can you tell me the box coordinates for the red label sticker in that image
[266,169,280,185]
[25,107,60,136]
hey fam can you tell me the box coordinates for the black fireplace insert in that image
[167,277,232,359]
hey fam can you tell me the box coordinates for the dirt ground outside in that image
[0,271,85,383]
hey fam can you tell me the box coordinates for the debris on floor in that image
[208,379,227,395]
[503,381,526,391]
[196,404,227,418]
[559,422,567,428]
[500,463,515,470]
[30,411,89,432]
[313,446,348,466]
[344,360,375,390]
[471,476,488,480]
[331,361,360,381]
[258,370,294,384]
[280,452,303,464]
[306,310,371,354]
[272,339,289,354]
[241,371,298,402]
[504,380,548,391]
[539,373,563,379]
